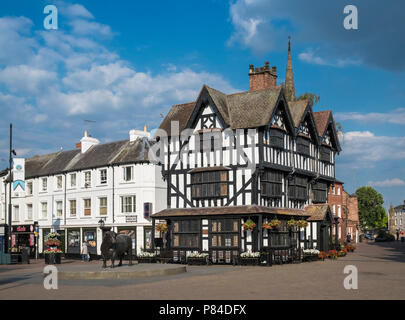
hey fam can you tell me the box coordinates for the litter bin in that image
[21,247,30,264]
[401,237,405,243]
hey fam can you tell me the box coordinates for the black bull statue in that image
[101,231,133,268]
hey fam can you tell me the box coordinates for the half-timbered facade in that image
[152,41,341,263]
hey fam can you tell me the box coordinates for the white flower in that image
[137,252,156,258]
[187,252,209,258]
[303,249,320,255]
[240,252,260,258]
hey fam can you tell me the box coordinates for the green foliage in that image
[296,92,320,107]
[355,186,387,229]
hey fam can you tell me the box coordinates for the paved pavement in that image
[0,241,404,299]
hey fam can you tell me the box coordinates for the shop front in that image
[11,223,37,257]
[83,228,97,255]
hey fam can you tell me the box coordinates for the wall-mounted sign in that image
[11,224,34,233]
[125,216,137,223]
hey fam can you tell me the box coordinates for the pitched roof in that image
[24,138,155,179]
[289,99,309,128]
[313,111,332,136]
[305,203,331,221]
[158,85,283,136]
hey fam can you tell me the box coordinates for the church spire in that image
[285,36,295,101]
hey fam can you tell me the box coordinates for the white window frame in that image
[26,181,33,196]
[123,166,133,182]
[56,201,63,217]
[99,197,107,216]
[41,202,48,219]
[13,205,19,221]
[84,171,91,188]
[100,169,107,185]
[42,178,48,192]
[337,187,341,195]
[69,199,77,217]
[84,198,91,216]
[121,195,136,213]
[26,203,33,221]
[338,205,341,218]
[70,173,76,188]
[56,176,63,190]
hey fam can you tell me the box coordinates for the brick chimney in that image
[248,62,277,91]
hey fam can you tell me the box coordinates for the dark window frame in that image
[296,136,310,156]
[191,170,228,200]
[261,170,283,199]
[288,176,308,201]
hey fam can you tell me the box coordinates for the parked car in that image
[364,234,374,240]
[374,230,395,242]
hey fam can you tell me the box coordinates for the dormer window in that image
[320,146,331,162]
[268,128,284,149]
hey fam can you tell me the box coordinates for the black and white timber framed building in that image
[151,41,341,263]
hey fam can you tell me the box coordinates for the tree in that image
[296,92,320,107]
[355,186,387,230]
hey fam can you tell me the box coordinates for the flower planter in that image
[238,257,260,266]
[187,257,208,265]
[44,252,62,264]
[137,257,156,263]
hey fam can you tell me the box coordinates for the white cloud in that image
[0,3,238,164]
[298,49,360,67]
[335,108,405,125]
[340,131,405,166]
[368,178,405,187]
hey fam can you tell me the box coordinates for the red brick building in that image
[328,180,359,243]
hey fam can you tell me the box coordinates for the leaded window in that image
[172,220,200,249]
[268,128,284,149]
[312,181,327,203]
[191,170,228,199]
[320,146,331,162]
[261,170,283,198]
[210,219,239,249]
[288,176,308,201]
[296,137,310,156]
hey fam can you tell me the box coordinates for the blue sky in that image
[0,0,404,209]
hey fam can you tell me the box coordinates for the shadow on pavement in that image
[365,241,405,263]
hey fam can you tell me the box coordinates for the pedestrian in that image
[396,230,400,241]
[81,241,89,262]
[346,233,351,243]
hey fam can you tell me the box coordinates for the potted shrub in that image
[242,219,256,231]
[137,251,157,263]
[239,252,261,266]
[318,251,328,261]
[303,249,320,262]
[187,252,209,265]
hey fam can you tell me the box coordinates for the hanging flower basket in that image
[269,219,281,230]
[287,219,297,229]
[155,223,168,233]
[242,219,256,231]
[262,222,272,230]
[297,220,308,228]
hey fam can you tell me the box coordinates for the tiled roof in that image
[313,111,331,136]
[158,85,282,135]
[152,205,309,218]
[305,204,331,221]
[24,138,155,179]
[289,99,309,128]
